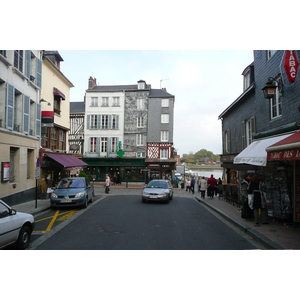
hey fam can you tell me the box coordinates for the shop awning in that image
[53,87,65,100]
[266,131,300,160]
[45,153,88,170]
[234,134,292,166]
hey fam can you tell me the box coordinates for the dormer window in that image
[138,80,146,90]
[242,64,253,92]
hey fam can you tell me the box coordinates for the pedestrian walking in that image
[105,174,111,194]
[248,173,268,224]
[199,176,208,199]
[185,177,191,192]
[190,176,196,194]
[197,177,201,192]
[217,178,223,199]
[207,174,217,198]
[240,173,254,219]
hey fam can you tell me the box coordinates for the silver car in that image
[142,180,173,203]
[0,199,35,250]
[50,177,94,209]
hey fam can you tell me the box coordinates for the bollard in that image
[126,182,128,188]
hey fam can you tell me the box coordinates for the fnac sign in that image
[284,50,299,83]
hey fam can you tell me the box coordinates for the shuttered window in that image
[23,95,30,134]
[36,58,42,89]
[6,83,14,130]
[35,103,41,137]
[25,50,31,78]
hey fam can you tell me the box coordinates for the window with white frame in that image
[223,129,230,153]
[14,50,23,72]
[242,117,256,148]
[267,50,277,60]
[100,137,107,153]
[137,117,144,128]
[161,131,169,142]
[243,69,251,91]
[101,115,109,129]
[160,149,168,159]
[112,97,120,107]
[101,97,109,107]
[270,82,282,119]
[90,137,97,152]
[161,99,169,107]
[136,134,144,146]
[90,115,98,129]
[111,137,117,153]
[111,115,119,129]
[91,97,98,107]
[161,114,169,123]
[137,99,144,110]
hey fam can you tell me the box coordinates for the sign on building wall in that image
[1,162,10,182]
[284,50,299,83]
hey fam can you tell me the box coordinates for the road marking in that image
[57,210,77,221]
[46,209,60,232]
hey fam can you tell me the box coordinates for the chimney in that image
[88,76,97,89]
[162,87,167,91]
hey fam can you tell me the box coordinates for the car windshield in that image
[57,178,85,189]
[146,181,168,189]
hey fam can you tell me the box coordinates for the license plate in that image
[150,196,158,199]
[61,199,72,203]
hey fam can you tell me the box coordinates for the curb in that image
[195,197,284,250]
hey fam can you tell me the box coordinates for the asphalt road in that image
[30,195,263,250]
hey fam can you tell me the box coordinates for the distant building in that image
[82,78,176,182]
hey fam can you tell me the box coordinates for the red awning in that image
[45,153,88,170]
[53,87,65,100]
[266,131,300,160]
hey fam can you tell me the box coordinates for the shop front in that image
[145,159,177,182]
[232,133,296,222]
[82,157,146,183]
[39,151,88,198]
[266,131,300,223]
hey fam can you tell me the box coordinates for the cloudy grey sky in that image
[58,50,254,155]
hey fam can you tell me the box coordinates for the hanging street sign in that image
[284,50,299,83]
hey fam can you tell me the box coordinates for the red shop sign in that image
[284,50,299,83]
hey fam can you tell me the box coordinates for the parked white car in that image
[0,199,35,250]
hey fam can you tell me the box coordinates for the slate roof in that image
[86,84,151,92]
[70,101,85,113]
[149,89,174,98]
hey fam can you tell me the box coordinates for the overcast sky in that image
[58,50,254,156]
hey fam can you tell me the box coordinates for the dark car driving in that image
[50,177,94,209]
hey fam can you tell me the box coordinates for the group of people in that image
[240,173,268,224]
[183,174,223,198]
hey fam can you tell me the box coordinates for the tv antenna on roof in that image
[160,78,169,89]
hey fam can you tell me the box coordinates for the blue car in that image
[50,177,94,209]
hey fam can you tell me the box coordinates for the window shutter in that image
[250,116,256,139]
[99,115,102,129]
[35,103,41,137]
[6,83,14,130]
[108,115,112,129]
[241,121,246,149]
[25,50,31,78]
[116,115,119,129]
[227,129,231,153]
[87,115,90,129]
[36,57,42,89]
[23,95,30,134]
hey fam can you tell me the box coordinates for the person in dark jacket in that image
[240,174,254,219]
[248,173,268,224]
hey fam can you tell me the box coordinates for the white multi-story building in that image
[0,50,43,205]
[84,77,125,158]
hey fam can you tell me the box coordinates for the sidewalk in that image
[10,184,300,249]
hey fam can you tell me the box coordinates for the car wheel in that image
[16,225,31,250]
[83,198,88,208]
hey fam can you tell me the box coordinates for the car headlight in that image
[76,191,85,198]
[51,193,58,198]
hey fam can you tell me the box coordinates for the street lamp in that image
[262,77,283,99]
